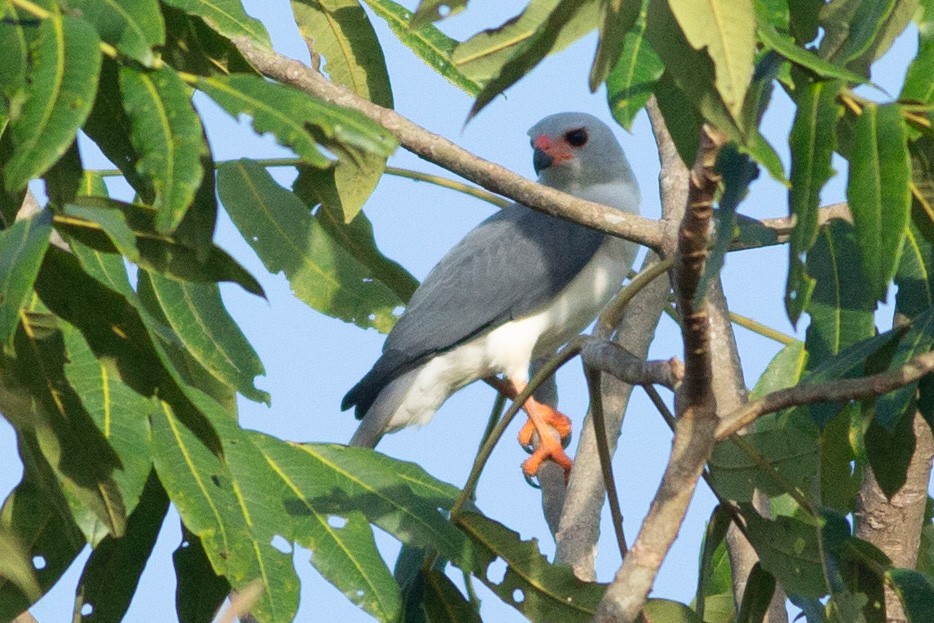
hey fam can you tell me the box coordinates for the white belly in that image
[381,236,638,432]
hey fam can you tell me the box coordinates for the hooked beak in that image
[533,147,553,174]
[531,135,572,175]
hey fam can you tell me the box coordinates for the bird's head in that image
[527,112,635,193]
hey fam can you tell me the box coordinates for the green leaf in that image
[73,474,169,623]
[290,0,393,107]
[363,0,482,94]
[742,509,827,599]
[0,442,85,621]
[0,2,29,116]
[605,1,664,131]
[897,190,934,320]
[735,563,776,623]
[160,0,271,48]
[588,0,642,90]
[419,569,482,623]
[55,196,264,296]
[642,599,704,622]
[749,340,807,401]
[709,414,819,502]
[652,71,701,166]
[865,400,918,497]
[902,0,934,103]
[886,568,934,620]
[174,530,231,623]
[695,505,733,623]
[669,0,756,118]
[5,14,101,190]
[136,270,268,404]
[846,103,912,302]
[757,23,868,84]
[804,220,876,377]
[197,74,396,200]
[160,5,258,76]
[455,511,607,622]
[62,202,139,261]
[786,79,842,323]
[292,170,418,302]
[64,0,165,65]
[412,0,467,27]
[0,210,51,347]
[468,0,599,119]
[875,308,934,429]
[120,65,207,233]
[817,0,917,76]
[152,397,299,622]
[218,159,405,331]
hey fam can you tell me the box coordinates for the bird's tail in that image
[348,367,422,448]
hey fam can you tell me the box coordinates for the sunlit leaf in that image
[120,65,207,233]
[291,0,393,107]
[757,23,867,84]
[669,0,756,118]
[218,159,404,331]
[5,14,101,190]
[588,0,642,90]
[160,0,271,48]
[817,0,917,76]
[411,0,467,27]
[605,0,663,130]
[65,0,164,65]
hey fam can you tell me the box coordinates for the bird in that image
[342,112,640,477]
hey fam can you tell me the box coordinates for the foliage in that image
[0,0,932,622]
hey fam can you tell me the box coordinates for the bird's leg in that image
[511,379,573,478]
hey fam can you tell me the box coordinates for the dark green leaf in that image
[5,14,101,190]
[364,0,482,94]
[0,210,51,347]
[757,23,868,84]
[136,270,268,404]
[0,439,85,621]
[669,0,756,118]
[291,0,393,107]
[865,403,917,497]
[218,159,404,331]
[55,196,264,296]
[588,0,642,90]
[455,511,606,622]
[605,0,664,131]
[786,79,842,323]
[736,563,777,623]
[64,0,165,65]
[897,180,934,320]
[695,505,733,622]
[468,0,599,119]
[818,0,917,76]
[695,145,759,305]
[820,407,861,513]
[652,71,701,167]
[420,569,482,623]
[160,5,258,76]
[174,530,230,623]
[886,568,934,621]
[847,103,912,302]
[742,509,827,599]
[73,473,169,623]
[902,0,934,103]
[642,599,704,622]
[160,0,271,48]
[788,0,823,44]
[44,140,83,207]
[875,308,934,429]
[0,2,29,116]
[120,65,207,233]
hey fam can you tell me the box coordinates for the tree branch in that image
[593,125,726,622]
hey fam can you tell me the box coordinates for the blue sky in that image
[1,1,923,621]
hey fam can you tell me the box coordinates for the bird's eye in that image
[565,128,588,147]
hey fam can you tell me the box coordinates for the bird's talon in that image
[561,430,572,449]
[524,472,541,489]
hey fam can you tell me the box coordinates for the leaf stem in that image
[728,311,795,345]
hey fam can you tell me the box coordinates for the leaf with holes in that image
[364,0,482,94]
[120,65,207,233]
[455,511,606,622]
[0,210,51,347]
[412,0,467,27]
[847,103,912,303]
[5,14,101,191]
[160,0,271,47]
[605,0,663,130]
[65,0,165,65]
[218,160,404,331]
[290,0,393,107]
[668,0,755,118]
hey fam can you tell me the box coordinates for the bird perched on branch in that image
[343,112,640,478]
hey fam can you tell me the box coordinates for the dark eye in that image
[565,128,588,147]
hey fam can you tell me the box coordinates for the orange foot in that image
[511,380,573,478]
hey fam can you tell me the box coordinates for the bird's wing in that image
[343,204,605,417]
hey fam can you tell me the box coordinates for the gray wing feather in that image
[342,204,605,417]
